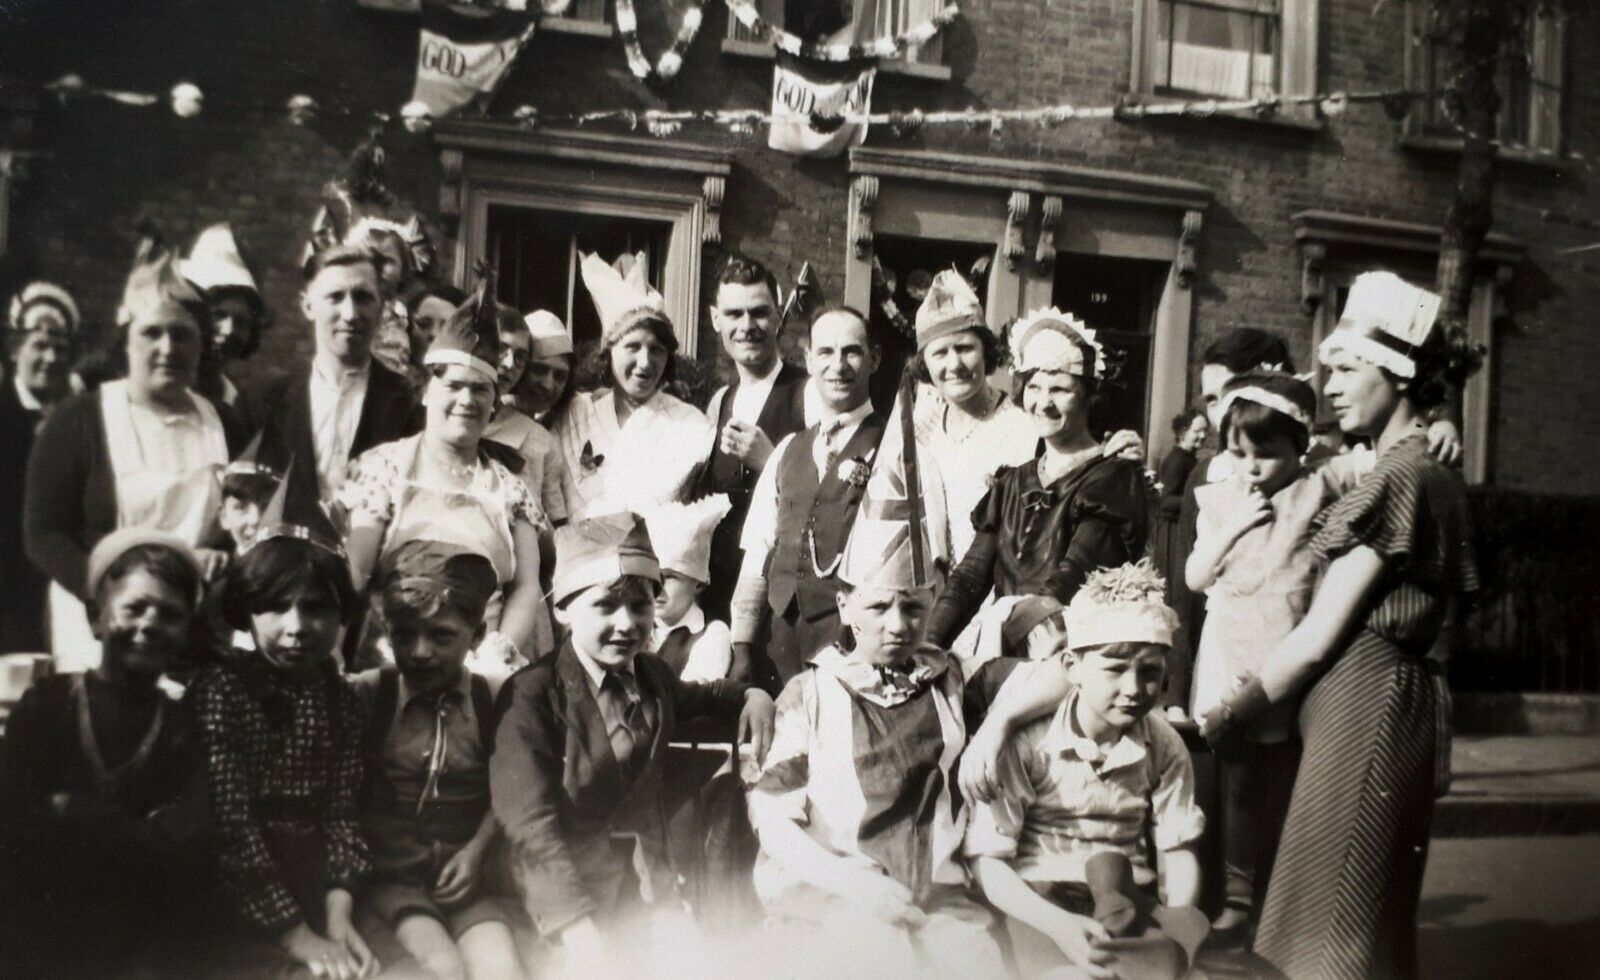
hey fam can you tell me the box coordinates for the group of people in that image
[0,208,1483,980]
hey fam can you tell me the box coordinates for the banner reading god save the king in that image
[411,0,536,118]
[768,52,877,158]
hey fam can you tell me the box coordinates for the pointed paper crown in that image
[1064,559,1179,650]
[642,494,733,584]
[1219,370,1318,432]
[117,222,206,328]
[183,223,258,295]
[525,309,574,358]
[580,251,666,344]
[425,263,501,383]
[838,421,950,592]
[8,281,80,335]
[302,132,433,277]
[223,430,282,483]
[253,459,346,558]
[1318,271,1441,379]
[1010,307,1107,379]
[552,511,662,604]
[915,268,987,350]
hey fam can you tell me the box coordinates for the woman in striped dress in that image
[1198,272,1482,980]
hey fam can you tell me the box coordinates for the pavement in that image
[1435,734,1600,837]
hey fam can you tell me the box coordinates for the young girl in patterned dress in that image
[1199,272,1483,980]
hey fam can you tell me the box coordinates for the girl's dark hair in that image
[1402,325,1485,409]
[403,281,466,310]
[913,327,1003,384]
[521,349,579,426]
[93,544,202,616]
[216,537,360,632]
[202,284,270,360]
[1201,328,1294,375]
[1219,371,1317,457]
[583,313,679,392]
[1170,408,1204,438]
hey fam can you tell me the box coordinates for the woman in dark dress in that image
[1199,272,1484,980]
[925,308,1148,651]
[0,530,209,977]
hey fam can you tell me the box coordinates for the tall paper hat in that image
[552,512,662,604]
[580,251,666,344]
[525,309,574,358]
[8,281,80,335]
[915,268,987,350]
[378,539,498,623]
[183,223,259,295]
[838,405,950,591]
[254,460,346,558]
[1010,307,1106,379]
[1318,271,1441,379]
[223,431,282,482]
[117,223,205,328]
[425,264,500,383]
[642,495,733,584]
[1063,559,1179,651]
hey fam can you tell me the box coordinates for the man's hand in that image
[720,419,776,470]
[738,689,777,764]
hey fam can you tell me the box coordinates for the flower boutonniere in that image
[837,456,872,488]
[580,440,605,474]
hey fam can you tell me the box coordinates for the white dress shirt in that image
[739,398,874,558]
[308,358,370,501]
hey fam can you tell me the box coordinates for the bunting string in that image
[615,0,706,83]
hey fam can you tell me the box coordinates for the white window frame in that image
[1132,0,1318,108]
[436,123,731,357]
[1402,2,1566,158]
[845,147,1212,463]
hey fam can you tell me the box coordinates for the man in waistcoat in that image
[695,256,810,621]
[730,307,884,692]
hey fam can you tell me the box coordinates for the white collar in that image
[816,398,872,434]
[738,358,783,390]
[311,356,370,388]
[572,643,636,692]
[654,604,706,648]
[1042,690,1151,773]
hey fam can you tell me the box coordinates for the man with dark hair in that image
[248,245,417,518]
[729,307,885,691]
[694,255,811,619]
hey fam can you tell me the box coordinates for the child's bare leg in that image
[395,914,467,980]
[457,920,525,980]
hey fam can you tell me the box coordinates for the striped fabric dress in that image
[1254,434,1479,980]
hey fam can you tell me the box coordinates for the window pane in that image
[485,205,670,352]
[1157,0,1279,99]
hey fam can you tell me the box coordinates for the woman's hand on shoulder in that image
[1426,419,1463,467]
[1101,429,1145,463]
[738,688,777,764]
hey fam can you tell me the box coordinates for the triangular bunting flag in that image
[411,0,536,119]
[768,51,876,158]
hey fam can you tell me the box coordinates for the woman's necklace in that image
[421,440,477,483]
[941,387,1001,445]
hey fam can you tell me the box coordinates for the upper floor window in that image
[1134,0,1317,105]
[1406,4,1567,155]
[727,0,945,64]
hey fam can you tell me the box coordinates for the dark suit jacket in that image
[23,389,247,603]
[1,382,49,650]
[247,361,418,519]
[489,643,749,936]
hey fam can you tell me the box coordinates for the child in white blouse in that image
[967,561,1206,980]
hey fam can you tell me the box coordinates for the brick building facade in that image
[2,0,1597,493]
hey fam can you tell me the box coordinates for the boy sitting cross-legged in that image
[357,540,526,980]
[966,560,1209,980]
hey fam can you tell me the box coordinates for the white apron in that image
[50,380,227,672]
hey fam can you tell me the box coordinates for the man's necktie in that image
[599,670,652,771]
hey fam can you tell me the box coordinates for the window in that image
[1154,0,1279,100]
[1134,0,1317,106]
[1405,5,1566,155]
[486,206,669,352]
[727,0,945,65]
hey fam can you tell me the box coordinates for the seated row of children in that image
[1,482,1213,980]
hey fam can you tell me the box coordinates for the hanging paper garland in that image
[725,0,959,62]
[615,0,706,83]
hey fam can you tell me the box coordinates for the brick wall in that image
[2,0,1596,493]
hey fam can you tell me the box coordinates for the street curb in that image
[1454,693,1600,736]
[1433,796,1600,838]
